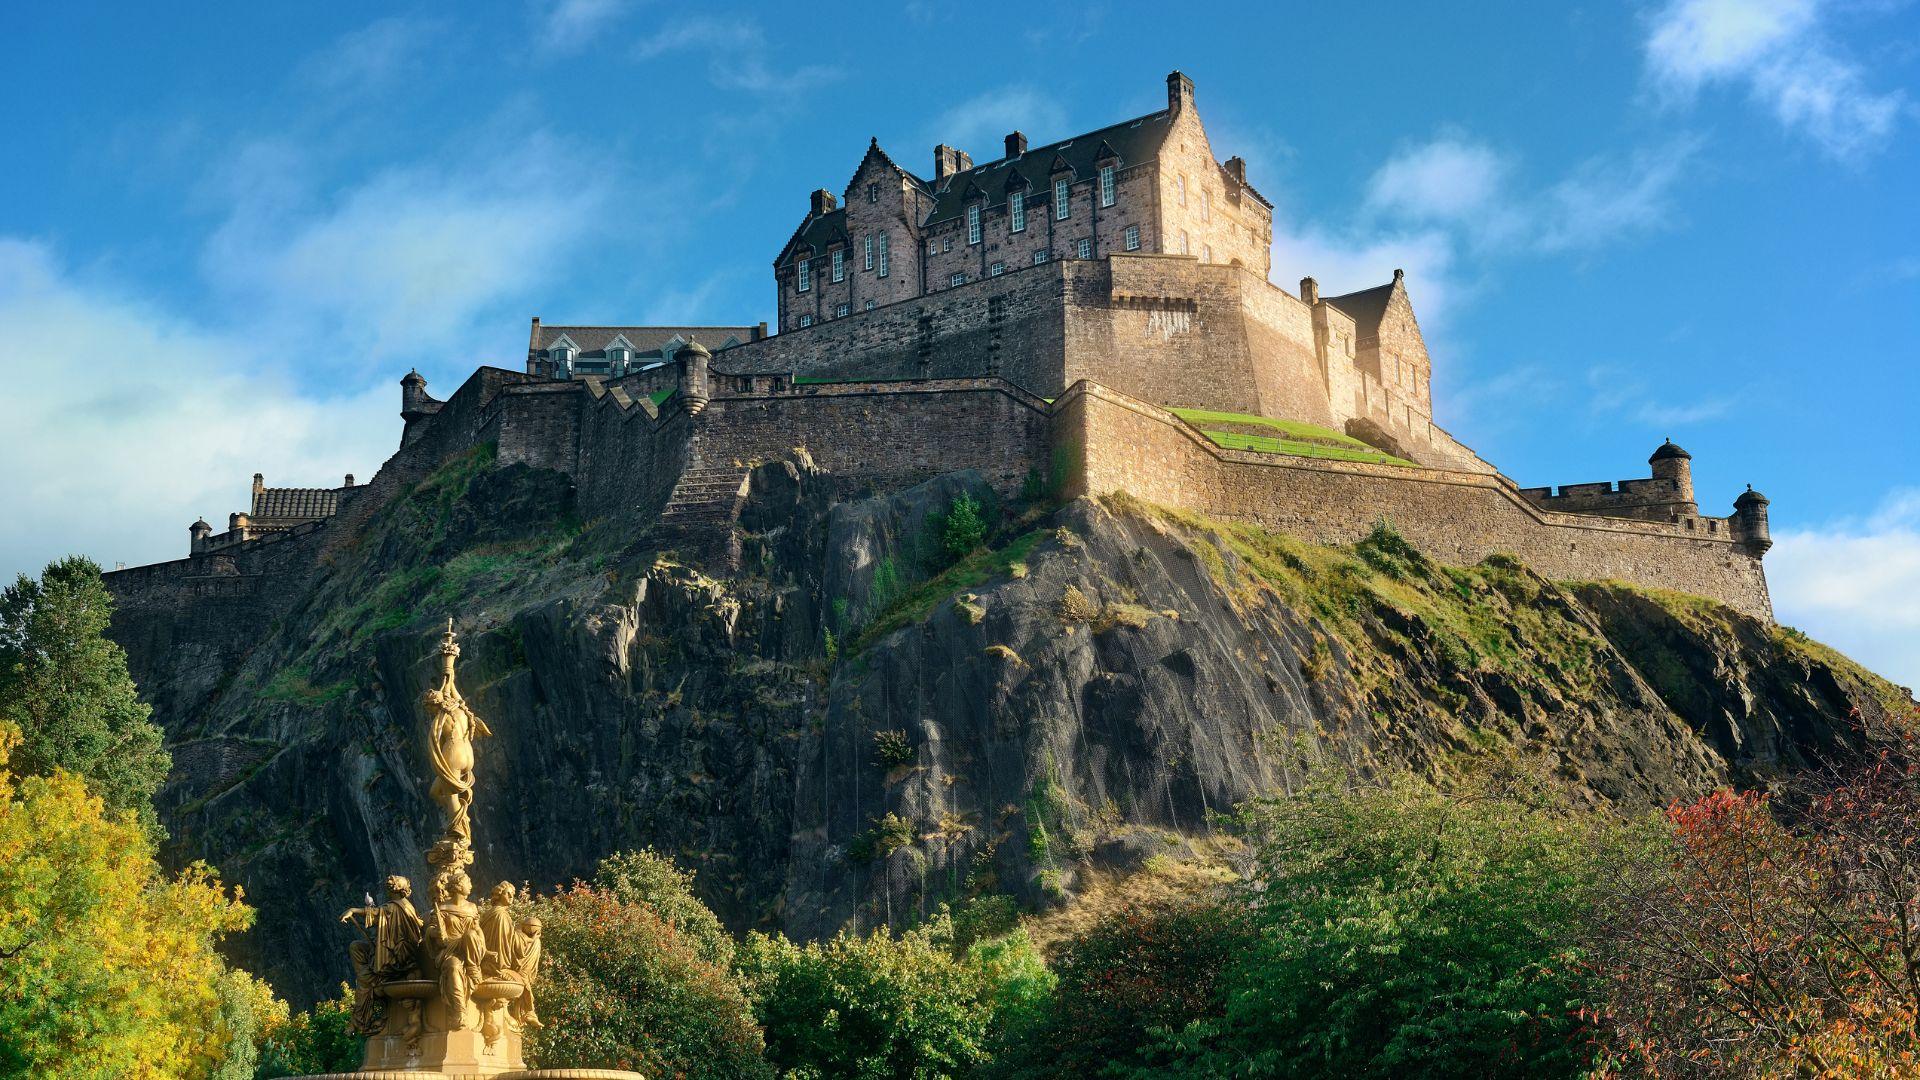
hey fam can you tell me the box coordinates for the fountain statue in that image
[294,620,642,1079]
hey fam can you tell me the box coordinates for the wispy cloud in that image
[1363,132,1697,255]
[297,17,436,95]
[635,17,839,94]
[1771,489,1920,689]
[1643,0,1906,159]
[1583,363,1736,428]
[924,88,1069,156]
[538,0,636,55]
[0,241,396,579]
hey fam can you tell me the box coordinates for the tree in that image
[252,988,360,1079]
[592,848,733,966]
[0,720,252,1080]
[209,968,286,1080]
[1594,722,1920,1077]
[526,884,771,1080]
[0,556,169,824]
[736,917,1002,1079]
[1187,767,1650,1079]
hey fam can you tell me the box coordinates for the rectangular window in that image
[1124,225,1140,251]
[1203,190,1212,222]
[967,204,982,245]
[1099,165,1115,207]
[1032,250,1048,265]
[1202,244,1212,263]
[1054,177,1070,219]
[1010,190,1026,232]
[990,261,1005,276]
[928,239,939,256]
[831,248,844,282]
[863,235,874,270]
[950,272,967,286]
[799,313,813,327]
[836,302,850,317]
[864,299,876,311]
[796,257,810,292]
[1076,237,1092,259]
[866,183,878,203]
[1179,231,1189,255]
[877,234,890,277]
[1176,174,1186,206]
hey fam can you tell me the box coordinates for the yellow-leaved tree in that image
[0,719,255,1080]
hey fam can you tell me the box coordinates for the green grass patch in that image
[1168,408,1376,449]
[849,528,1046,654]
[1198,429,1417,467]
[649,387,676,408]
[259,666,351,706]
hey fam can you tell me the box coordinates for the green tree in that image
[0,556,170,824]
[0,720,253,1080]
[209,968,286,1080]
[736,917,1002,1080]
[527,884,771,1080]
[591,848,733,966]
[252,988,359,1079]
[1187,767,1654,1079]
[936,493,989,564]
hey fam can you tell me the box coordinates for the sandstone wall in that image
[1056,383,1773,619]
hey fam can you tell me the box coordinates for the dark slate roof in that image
[1735,486,1769,507]
[1650,440,1692,462]
[535,326,757,353]
[1323,280,1397,329]
[922,108,1175,225]
[775,206,850,266]
[252,487,341,521]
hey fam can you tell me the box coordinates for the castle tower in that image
[401,369,431,421]
[677,339,712,414]
[1733,486,1773,555]
[1650,439,1697,513]
[189,517,211,555]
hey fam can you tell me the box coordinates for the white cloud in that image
[298,17,433,94]
[200,141,606,364]
[1362,133,1695,256]
[1270,219,1458,325]
[539,0,634,55]
[634,17,838,94]
[1582,363,1736,428]
[1771,490,1920,689]
[1644,0,1906,159]
[925,88,1069,158]
[0,241,396,580]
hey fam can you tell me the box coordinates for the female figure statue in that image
[425,620,491,844]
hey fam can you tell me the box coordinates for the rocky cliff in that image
[110,448,1911,1007]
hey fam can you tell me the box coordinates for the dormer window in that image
[551,345,574,374]
[967,204,982,246]
[831,248,845,282]
[609,346,629,367]
[1054,177,1070,219]
[1010,190,1026,232]
[1099,165,1116,207]
[797,256,811,292]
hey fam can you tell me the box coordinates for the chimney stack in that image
[252,473,265,495]
[344,474,355,487]
[1167,70,1194,111]
[1300,277,1319,305]
[809,189,837,216]
[934,144,973,182]
[1225,156,1247,186]
[1005,130,1027,158]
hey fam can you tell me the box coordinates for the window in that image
[929,239,939,256]
[967,204,982,245]
[609,347,629,371]
[1076,237,1092,259]
[1179,231,1189,255]
[1099,165,1115,207]
[864,299,876,311]
[796,257,811,292]
[1202,244,1212,263]
[1124,225,1140,251]
[1203,190,1212,222]
[1054,177,1070,219]
[950,272,967,287]
[1176,174,1186,206]
[1010,190,1026,232]
[836,302,850,317]
[799,313,813,328]
[876,234,890,277]
[866,183,878,203]
[943,237,953,253]
[1032,250,1049,265]
[863,235,874,270]
[990,261,1006,276]
[831,248,844,282]
[552,346,574,372]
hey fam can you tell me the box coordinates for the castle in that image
[112,70,1775,623]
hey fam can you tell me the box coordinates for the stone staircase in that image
[651,466,750,568]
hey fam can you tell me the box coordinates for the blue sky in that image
[2,0,1916,683]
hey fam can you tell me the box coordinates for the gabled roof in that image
[533,326,757,353]
[842,137,931,202]
[1324,274,1403,331]
[252,487,342,522]
[774,206,849,267]
[922,108,1177,225]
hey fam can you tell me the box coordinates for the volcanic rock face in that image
[111,451,1908,1006]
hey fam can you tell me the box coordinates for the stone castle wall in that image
[1054,382,1773,619]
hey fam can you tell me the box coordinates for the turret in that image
[401,369,431,421]
[1733,486,1772,556]
[1649,439,1695,511]
[676,340,712,415]
[189,517,211,555]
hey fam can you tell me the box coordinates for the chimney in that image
[1167,70,1194,111]
[344,474,355,487]
[1225,156,1247,186]
[934,144,973,182]
[809,189,837,216]
[1005,130,1027,158]
[753,321,768,342]
[252,473,265,496]
[1300,277,1319,304]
